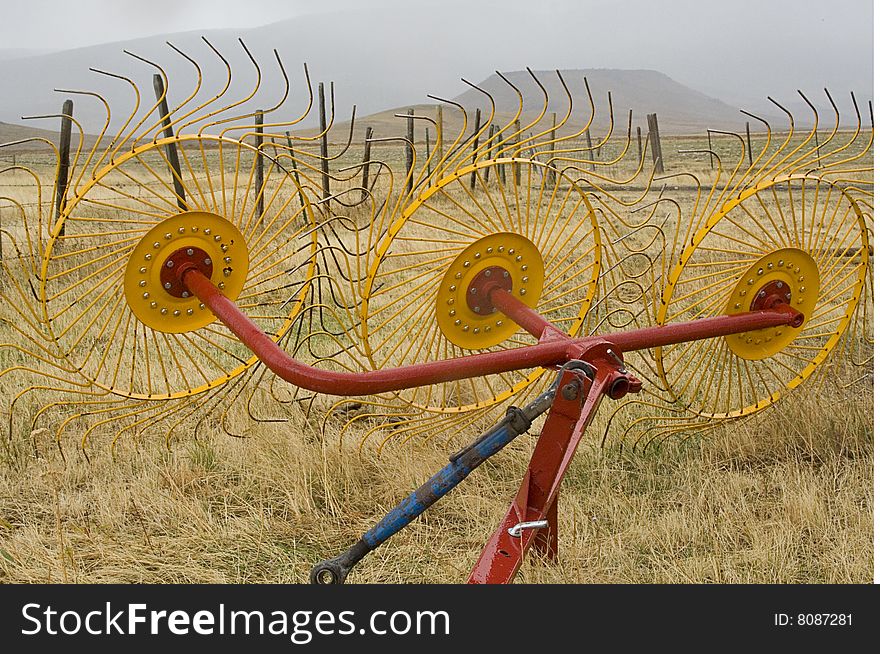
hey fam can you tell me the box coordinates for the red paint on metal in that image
[465,266,511,315]
[181,268,804,397]
[468,351,630,584]
[489,284,566,339]
[161,247,213,298]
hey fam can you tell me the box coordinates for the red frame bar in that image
[181,267,803,396]
[468,354,621,583]
[179,265,807,585]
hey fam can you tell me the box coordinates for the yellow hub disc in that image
[435,232,544,349]
[724,248,819,360]
[124,211,249,334]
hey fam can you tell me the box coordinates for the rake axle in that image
[179,265,802,396]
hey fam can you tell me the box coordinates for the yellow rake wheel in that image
[361,158,601,413]
[655,174,869,419]
[40,134,317,400]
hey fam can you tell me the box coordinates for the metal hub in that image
[724,247,818,360]
[466,266,513,315]
[435,232,544,349]
[160,246,213,298]
[123,211,249,334]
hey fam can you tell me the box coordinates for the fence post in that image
[436,105,444,175]
[745,121,753,165]
[483,124,496,182]
[548,112,557,185]
[318,82,331,204]
[496,125,506,185]
[53,98,74,236]
[284,131,307,214]
[425,127,431,176]
[405,108,414,196]
[513,118,521,185]
[470,108,481,190]
[152,75,186,211]
[586,126,596,171]
[361,126,373,202]
[707,129,713,170]
[635,125,641,167]
[255,109,264,221]
[646,112,664,174]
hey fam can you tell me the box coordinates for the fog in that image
[0,0,872,127]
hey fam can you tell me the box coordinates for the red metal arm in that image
[181,267,803,397]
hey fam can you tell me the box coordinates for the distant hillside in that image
[0,120,105,152]
[308,68,754,142]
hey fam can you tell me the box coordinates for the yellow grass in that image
[0,365,871,584]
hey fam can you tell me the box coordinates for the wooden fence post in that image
[635,126,641,166]
[470,108,481,190]
[54,98,74,236]
[405,108,414,195]
[646,112,664,174]
[745,121,753,165]
[255,109,264,221]
[586,126,596,171]
[152,75,186,210]
[318,82,331,204]
[361,126,373,202]
[707,129,713,170]
[425,127,431,175]
[548,112,557,185]
[496,125,506,185]
[513,118,521,185]
[284,131,307,214]
[436,105,444,174]
[483,124,496,182]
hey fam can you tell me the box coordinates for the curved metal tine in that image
[509,68,576,160]
[191,38,263,135]
[526,71,583,161]
[559,103,637,183]
[740,96,796,189]
[144,41,204,142]
[49,88,111,181]
[464,71,525,159]
[19,111,88,202]
[265,64,320,149]
[812,91,872,177]
[117,50,176,146]
[758,92,823,182]
[199,40,268,136]
[0,226,42,283]
[789,89,839,175]
[246,364,290,424]
[163,387,226,448]
[391,111,441,195]
[424,93,470,167]
[432,77,496,176]
[219,49,289,140]
[112,401,184,453]
[173,37,235,133]
[288,80,338,149]
[315,242,369,289]
[0,169,53,267]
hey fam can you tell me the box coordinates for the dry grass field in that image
[0,134,873,584]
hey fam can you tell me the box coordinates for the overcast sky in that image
[0,0,873,114]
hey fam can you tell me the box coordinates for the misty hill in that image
[317,69,751,141]
[0,8,865,141]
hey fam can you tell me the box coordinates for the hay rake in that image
[0,42,872,583]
